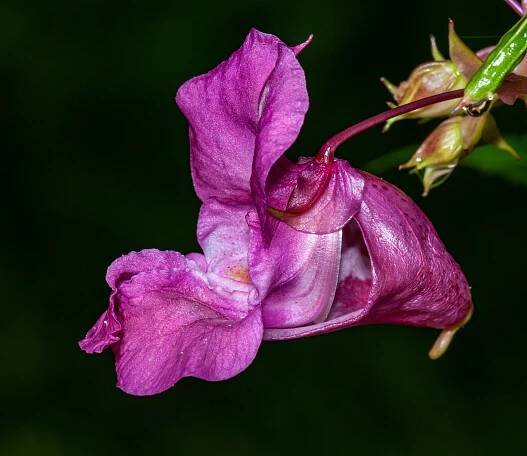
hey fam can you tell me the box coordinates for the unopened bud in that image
[400,114,518,195]
[381,35,466,130]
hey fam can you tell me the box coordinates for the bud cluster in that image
[382,21,519,195]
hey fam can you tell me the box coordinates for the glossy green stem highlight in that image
[464,13,527,104]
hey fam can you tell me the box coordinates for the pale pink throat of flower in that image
[429,302,474,360]
[225,265,251,283]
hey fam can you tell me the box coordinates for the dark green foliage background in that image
[2,0,526,454]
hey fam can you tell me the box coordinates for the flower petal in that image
[250,43,309,238]
[267,158,364,234]
[263,221,370,340]
[80,250,189,354]
[78,299,122,354]
[81,251,263,395]
[105,249,187,289]
[248,211,341,328]
[115,289,262,395]
[498,73,527,105]
[476,45,494,61]
[197,198,252,284]
[264,174,471,340]
[176,29,306,202]
[354,172,471,327]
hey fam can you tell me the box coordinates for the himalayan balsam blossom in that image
[79,30,472,396]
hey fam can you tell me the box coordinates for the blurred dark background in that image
[2,0,526,454]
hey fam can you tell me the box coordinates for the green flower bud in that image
[382,62,464,125]
[400,114,518,195]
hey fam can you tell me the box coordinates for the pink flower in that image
[79,30,472,395]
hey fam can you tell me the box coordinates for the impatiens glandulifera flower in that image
[399,113,518,195]
[80,29,473,395]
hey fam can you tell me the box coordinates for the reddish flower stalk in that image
[316,89,465,163]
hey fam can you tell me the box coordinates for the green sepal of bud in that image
[448,19,482,80]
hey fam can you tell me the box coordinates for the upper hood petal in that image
[250,43,309,240]
[176,29,308,204]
